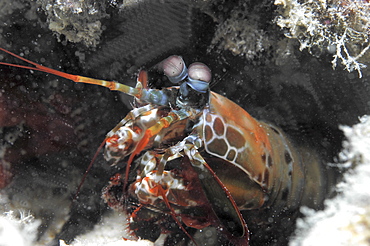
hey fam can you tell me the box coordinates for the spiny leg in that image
[135,135,248,244]
[181,136,249,241]
[134,151,198,245]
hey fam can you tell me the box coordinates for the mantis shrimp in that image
[0,48,333,245]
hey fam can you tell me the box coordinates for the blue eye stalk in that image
[162,56,211,100]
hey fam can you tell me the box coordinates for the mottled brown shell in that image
[199,92,307,210]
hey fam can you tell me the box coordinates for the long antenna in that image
[0,48,141,97]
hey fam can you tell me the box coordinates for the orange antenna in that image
[0,48,141,97]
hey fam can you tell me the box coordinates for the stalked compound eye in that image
[162,55,188,84]
[186,62,211,93]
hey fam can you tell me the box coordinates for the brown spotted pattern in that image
[199,93,307,211]
[203,111,248,169]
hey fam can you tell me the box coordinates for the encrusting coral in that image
[275,0,370,77]
[291,115,370,246]
[37,0,109,47]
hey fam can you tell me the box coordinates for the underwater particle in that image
[0,0,25,17]
[0,0,42,48]
[0,125,23,189]
[275,0,370,77]
[0,159,12,189]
